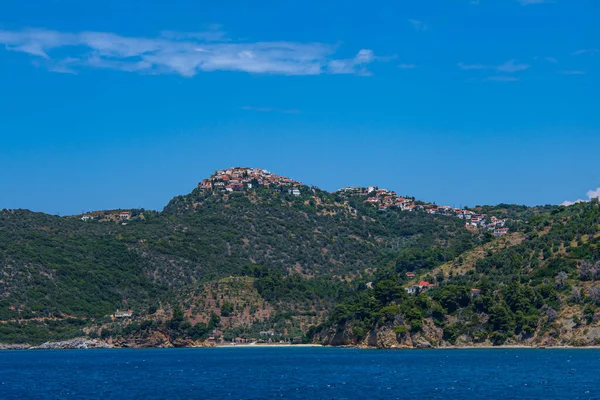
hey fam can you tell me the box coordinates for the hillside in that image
[3,167,598,348]
[312,200,600,348]
[0,167,485,345]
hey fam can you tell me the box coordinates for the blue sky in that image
[0,0,598,215]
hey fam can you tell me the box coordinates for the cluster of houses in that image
[337,186,510,236]
[80,211,131,222]
[79,211,131,222]
[199,167,302,196]
[338,186,415,211]
[205,329,299,345]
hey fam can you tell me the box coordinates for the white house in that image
[114,309,133,318]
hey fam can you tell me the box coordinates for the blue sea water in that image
[1,347,599,399]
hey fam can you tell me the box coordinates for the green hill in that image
[3,167,598,347]
[0,168,484,345]
[312,200,600,348]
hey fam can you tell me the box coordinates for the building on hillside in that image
[114,309,133,318]
[81,215,93,221]
[494,228,509,237]
[288,188,301,196]
[118,211,131,220]
[406,281,435,295]
[406,285,419,294]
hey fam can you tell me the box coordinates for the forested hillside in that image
[313,200,600,348]
[0,168,484,345]
[2,168,598,348]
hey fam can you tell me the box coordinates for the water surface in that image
[1,347,599,399]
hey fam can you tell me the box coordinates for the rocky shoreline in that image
[2,336,600,351]
[314,317,600,350]
[0,337,217,350]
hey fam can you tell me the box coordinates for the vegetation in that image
[311,200,600,347]
[1,173,599,347]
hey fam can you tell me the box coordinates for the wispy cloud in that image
[327,49,378,76]
[240,106,301,114]
[398,63,417,69]
[458,59,530,73]
[497,59,530,72]
[408,19,428,31]
[562,187,600,206]
[457,63,487,71]
[560,70,585,75]
[485,76,519,82]
[0,27,382,77]
[459,60,529,82]
[572,48,599,56]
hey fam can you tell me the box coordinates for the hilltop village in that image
[79,167,509,236]
[198,167,302,195]
[336,185,510,236]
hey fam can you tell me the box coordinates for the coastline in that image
[2,338,600,351]
[216,343,323,348]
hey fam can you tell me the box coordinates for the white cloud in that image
[561,199,586,206]
[327,49,377,75]
[0,28,382,77]
[560,70,585,75]
[587,188,600,200]
[572,49,599,56]
[458,59,530,76]
[458,60,529,72]
[562,187,600,206]
[496,59,530,73]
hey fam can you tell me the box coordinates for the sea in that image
[1,347,599,399]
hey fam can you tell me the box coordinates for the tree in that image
[589,286,600,306]
[168,307,185,330]
[555,271,568,289]
[221,302,234,317]
[593,262,600,281]
[541,305,558,323]
[578,261,593,281]
[208,312,221,329]
[571,286,582,304]
[189,323,209,340]
[432,285,470,313]
[488,304,515,333]
[373,280,405,305]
